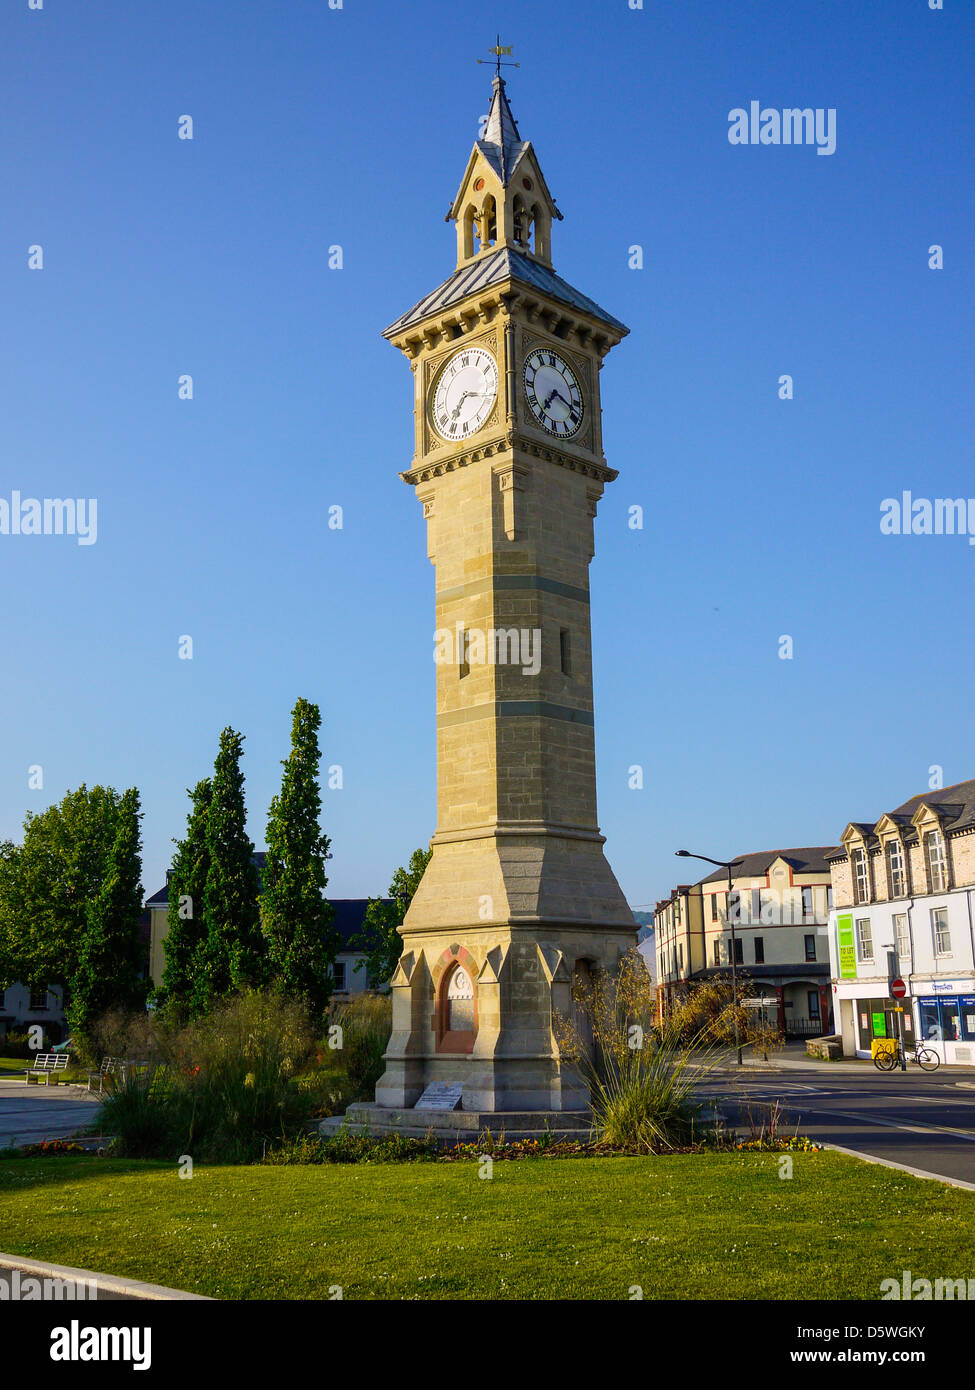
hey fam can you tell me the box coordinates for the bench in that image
[24,1053,70,1085]
[87,1057,130,1094]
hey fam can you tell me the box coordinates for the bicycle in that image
[873,1042,940,1072]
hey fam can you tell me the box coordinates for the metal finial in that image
[476,34,519,80]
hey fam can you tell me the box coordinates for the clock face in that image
[431,346,498,443]
[523,348,584,438]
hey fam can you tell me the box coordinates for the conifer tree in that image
[68,788,147,1038]
[198,727,263,1008]
[261,699,338,1016]
[159,779,212,1011]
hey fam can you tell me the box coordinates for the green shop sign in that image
[837,913,857,979]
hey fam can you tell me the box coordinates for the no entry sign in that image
[891,978,907,999]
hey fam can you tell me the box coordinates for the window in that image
[559,628,571,676]
[932,907,951,957]
[893,912,911,965]
[332,962,347,992]
[753,936,765,964]
[750,889,762,924]
[855,917,873,962]
[674,898,681,925]
[458,628,470,679]
[804,934,817,962]
[926,829,948,892]
[733,937,743,965]
[714,939,724,966]
[677,943,683,972]
[918,997,962,1043]
[28,987,48,1011]
[801,886,814,920]
[886,840,907,898]
[807,989,821,1020]
[728,891,741,923]
[852,849,870,904]
[711,894,720,921]
[827,885,834,912]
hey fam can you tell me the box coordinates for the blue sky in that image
[1,0,972,913]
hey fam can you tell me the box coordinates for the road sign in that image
[891,978,907,999]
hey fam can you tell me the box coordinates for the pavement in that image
[704,1062,975,1188]
[0,1077,102,1148]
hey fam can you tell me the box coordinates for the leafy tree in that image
[198,727,263,1008]
[159,779,213,1011]
[261,699,339,1016]
[0,785,124,997]
[68,788,148,1039]
[353,847,432,988]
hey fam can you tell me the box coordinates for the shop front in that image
[913,985,975,1065]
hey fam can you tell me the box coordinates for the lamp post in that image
[676,850,745,1066]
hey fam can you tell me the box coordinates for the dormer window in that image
[925,828,948,892]
[886,839,907,898]
[852,847,870,904]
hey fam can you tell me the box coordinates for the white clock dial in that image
[523,348,584,438]
[432,346,498,443]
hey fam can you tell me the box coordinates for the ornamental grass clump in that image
[98,991,321,1163]
[555,950,731,1153]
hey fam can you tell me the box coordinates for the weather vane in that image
[477,34,519,81]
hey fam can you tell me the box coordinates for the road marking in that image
[797,1106,975,1143]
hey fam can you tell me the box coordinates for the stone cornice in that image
[400,430,618,487]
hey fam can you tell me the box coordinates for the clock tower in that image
[374,67,636,1119]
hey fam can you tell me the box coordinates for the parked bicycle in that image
[873,1041,940,1072]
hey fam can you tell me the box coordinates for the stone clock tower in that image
[371,70,636,1124]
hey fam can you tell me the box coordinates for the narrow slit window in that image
[559,627,571,675]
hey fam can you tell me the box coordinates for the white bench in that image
[24,1053,70,1085]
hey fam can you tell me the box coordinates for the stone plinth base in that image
[318,1102,593,1144]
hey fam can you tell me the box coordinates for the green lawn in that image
[0,1151,971,1299]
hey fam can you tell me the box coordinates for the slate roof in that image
[383,245,628,338]
[826,777,975,859]
[697,848,838,885]
[478,76,528,185]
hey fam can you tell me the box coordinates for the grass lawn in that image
[0,1150,972,1299]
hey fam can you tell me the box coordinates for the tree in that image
[353,846,432,988]
[198,727,263,1009]
[159,779,212,1011]
[68,788,147,1039]
[260,698,339,1016]
[0,785,125,998]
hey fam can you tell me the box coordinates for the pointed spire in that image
[482,76,522,181]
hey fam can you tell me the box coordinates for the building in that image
[146,855,376,998]
[826,778,975,1064]
[371,65,636,1119]
[0,983,67,1045]
[655,849,836,1036]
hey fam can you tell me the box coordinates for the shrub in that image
[98,991,322,1163]
[556,950,731,1153]
[328,993,392,1102]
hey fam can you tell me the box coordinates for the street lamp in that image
[676,850,745,1066]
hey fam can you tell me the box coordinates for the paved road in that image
[704,1069,975,1186]
[0,1080,101,1147]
